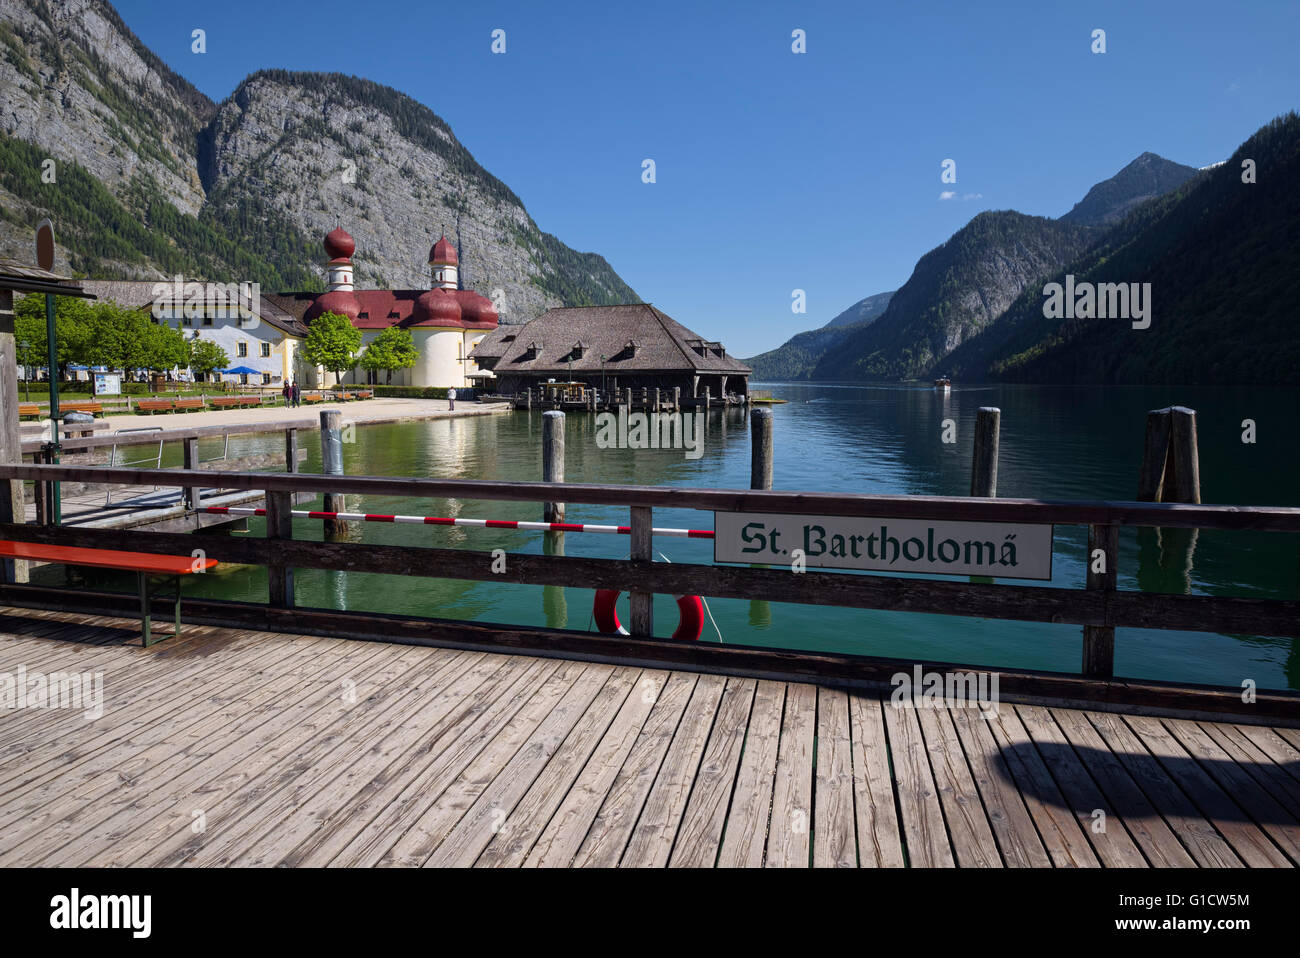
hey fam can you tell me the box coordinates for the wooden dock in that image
[1,605,1297,868]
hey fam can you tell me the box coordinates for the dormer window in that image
[570,341,586,360]
[625,340,639,358]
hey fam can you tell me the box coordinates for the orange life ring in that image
[593,589,704,642]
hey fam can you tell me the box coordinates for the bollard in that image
[320,409,346,541]
[751,407,774,490]
[970,407,1000,497]
[542,410,565,522]
[1138,406,1200,503]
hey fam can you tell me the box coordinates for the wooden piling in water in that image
[1138,406,1200,503]
[182,437,200,510]
[320,410,346,541]
[751,407,773,490]
[673,386,681,411]
[542,410,565,523]
[285,427,299,474]
[970,407,1000,497]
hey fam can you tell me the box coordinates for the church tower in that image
[429,235,459,289]
[324,227,355,291]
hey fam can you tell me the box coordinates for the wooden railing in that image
[1,462,1298,715]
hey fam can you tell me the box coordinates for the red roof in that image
[324,227,355,261]
[429,235,458,265]
[302,288,498,330]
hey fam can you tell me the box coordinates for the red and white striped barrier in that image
[200,505,715,539]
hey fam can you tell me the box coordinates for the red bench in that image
[0,541,219,647]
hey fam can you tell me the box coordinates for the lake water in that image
[43,383,1300,690]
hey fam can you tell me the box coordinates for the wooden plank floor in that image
[1,606,1298,868]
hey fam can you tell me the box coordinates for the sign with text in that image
[713,512,1054,580]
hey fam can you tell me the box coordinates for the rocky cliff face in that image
[814,212,1094,381]
[203,70,634,322]
[0,1,635,320]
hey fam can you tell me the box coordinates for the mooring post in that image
[265,489,295,608]
[703,386,711,411]
[285,427,299,473]
[542,410,565,523]
[971,407,1000,497]
[1137,408,1173,501]
[751,407,773,490]
[673,386,681,411]
[320,409,346,541]
[629,505,653,637]
[1137,406,1200,503]
[182,436,200,511]
[1166,406,1201,504]
[1082,523,1119,678]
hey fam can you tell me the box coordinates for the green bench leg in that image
[138,572,184,647]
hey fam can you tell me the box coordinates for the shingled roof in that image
[479,304,751,376]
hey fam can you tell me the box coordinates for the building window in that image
[203,316,213,327]
[237,342,248,358]
[260,342,271,357]
[262,372,272,384]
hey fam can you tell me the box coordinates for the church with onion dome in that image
[265,226,499,389]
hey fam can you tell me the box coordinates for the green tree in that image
[301,311,362,383]
[188,339,229,381]
[359,325,419,384]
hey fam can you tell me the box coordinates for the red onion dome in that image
[415,287,462,324]
[308,290,360,322]
[428,235,458,266]
[324,227,355,261]
[460,294,498,325]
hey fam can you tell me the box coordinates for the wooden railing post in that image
[266,489,295,608]
[1082,523,1119,678]
[629,505,653,637]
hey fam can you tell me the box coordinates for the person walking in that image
[291,381,300,407]
[447,386,456,412]
[282,380,292,406]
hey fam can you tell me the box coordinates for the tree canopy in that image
[359,325,419,384]
[301,311,363,377]
[13,294,191,376]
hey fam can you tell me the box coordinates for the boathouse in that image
[471,303,751,402]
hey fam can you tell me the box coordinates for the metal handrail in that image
[106,428,164,506]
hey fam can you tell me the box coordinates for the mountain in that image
[744,291,893,380]
[943,113,1300,385]
[0,0,635,321]
[1059,151,1199,227]
[812,212,1095,381]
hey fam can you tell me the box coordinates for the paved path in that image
[21,398,510,442]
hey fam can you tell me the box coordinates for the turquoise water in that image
[45,383,1300,690]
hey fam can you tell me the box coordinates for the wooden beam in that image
[4,521,1299,638]
[2,463,1299,531]
[629,505,653,637]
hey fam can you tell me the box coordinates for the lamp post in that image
[600,354,606,401]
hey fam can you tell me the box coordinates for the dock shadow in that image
[996,739,1300,827]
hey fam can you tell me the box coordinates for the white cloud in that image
[939,191,956,200]
[962,193,983,200]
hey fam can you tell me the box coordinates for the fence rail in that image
[0,461,1298,715]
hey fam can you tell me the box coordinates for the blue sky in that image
[113,0,1298,356]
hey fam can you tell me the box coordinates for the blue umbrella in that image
[221,365,261,375]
